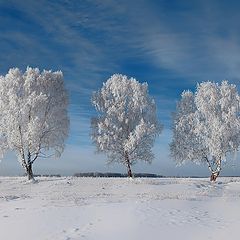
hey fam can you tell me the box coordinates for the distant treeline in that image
[73,172,164,178]
[31,174,62,178]
[25,173,236,178]
[72,173,214,178]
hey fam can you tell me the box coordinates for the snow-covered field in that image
[0,177,240,240]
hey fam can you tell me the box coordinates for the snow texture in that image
[0,177,240,240]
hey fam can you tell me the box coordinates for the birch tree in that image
[0,67,69,180]
[91,74,162,177]
[170,81,240,181]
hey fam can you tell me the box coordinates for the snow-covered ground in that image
[0,177,240,240]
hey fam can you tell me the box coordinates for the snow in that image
[0,177,240,240]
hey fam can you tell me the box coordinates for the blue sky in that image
[1,0,240,176]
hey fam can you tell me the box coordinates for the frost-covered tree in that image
[0,67,69,180]
[171,81,240,181]
[91,74,162,177]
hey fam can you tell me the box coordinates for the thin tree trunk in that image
[127,162,133,178]
[125,152,133,178]
[26,151,34,180]
[20,150,35,181]
[26,163,34,180]
[209,159,221,182]
[205,156,221,182]
[210,171,220,181]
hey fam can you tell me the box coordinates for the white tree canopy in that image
[0,67,69,179]
[91,74,162,177]
[170,81,240,181]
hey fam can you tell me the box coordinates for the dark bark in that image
[125,152,133,178]
[127,162,133,178]
[26,163,34,180]
[210,171,220,182]
[26,151,34,180]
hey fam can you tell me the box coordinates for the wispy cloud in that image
[3,0,240,82]
[2,0,240,175]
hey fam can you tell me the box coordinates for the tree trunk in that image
[206,157,221,182]
[127,162,133,178]
[25,151,34,180]
[210,171,220,182]
[210,159,221,182]
[26,163,34,180]
[125,152,133,178]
